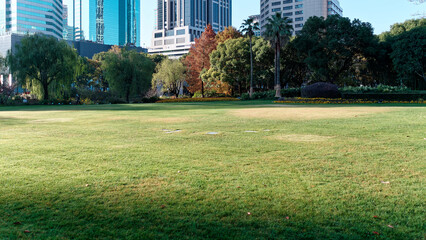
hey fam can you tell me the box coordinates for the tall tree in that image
[241,17,260,98]
[264,13,293,98]
[379,18,426,42]
[183,24,217,96]
[7,34,78,100]
[208,38,250,95]
[152,58,186,97]
[294,15,378,85]
[252,37,274,90]
[0,55,6,75]
[216,26,243,44]
[390,26,426,89]
[101,47,155,103]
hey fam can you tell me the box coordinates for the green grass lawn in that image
[0,102,424,239]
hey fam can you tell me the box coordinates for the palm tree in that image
[240,18,260,98]
[264,13,293,98]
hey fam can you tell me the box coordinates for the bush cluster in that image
[157,97,239,103]
[241,88,301,100]
[275,98,426,104]
[301,82,342,99]
[339,85,415,93]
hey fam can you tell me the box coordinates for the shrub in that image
[274,97,426,104]
[301,82,342,98]
[342,93,426,101]
[192,92,203,98]
[340,85,413,94]
[241,88,301,100]
[157,97,239,103]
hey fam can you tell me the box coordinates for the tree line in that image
[1,15,424,104]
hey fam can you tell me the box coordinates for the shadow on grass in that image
[0,189,414,240]
[0,101,424,113]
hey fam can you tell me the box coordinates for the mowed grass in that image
[0,102,424,239]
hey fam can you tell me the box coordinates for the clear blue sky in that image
[63,0,425,47]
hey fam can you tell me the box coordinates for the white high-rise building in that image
[0,0,64,39]
[149,0,232,58]
[260,0,343,35]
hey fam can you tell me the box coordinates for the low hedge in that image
[156,97,240,103]
[241,88,301,100]
[342,93,425,101]
[275,98,426,104]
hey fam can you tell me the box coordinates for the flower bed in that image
[274,98,426,104]
[157,97,240,103]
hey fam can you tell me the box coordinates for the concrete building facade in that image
[149,0,232,58]
[0,0,64,39]
[260,0,343,35]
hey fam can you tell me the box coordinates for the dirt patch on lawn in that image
[269,134,334,142]
[106,116,191,123]
[231,107,394,120]
[143,117,192,123]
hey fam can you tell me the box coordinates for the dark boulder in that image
[301,82,342,98]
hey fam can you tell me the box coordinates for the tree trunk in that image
[275,41,282,98]
[249,36,254,98]
[43,82,49,101]
[201,80,204,98]
[126,88,130,103]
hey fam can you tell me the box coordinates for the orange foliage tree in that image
[183,24,217,96]
[216,26,243,44]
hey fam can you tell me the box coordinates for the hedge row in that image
[275,98,426,104]
[342,93,426,101]
[157,97,240,103]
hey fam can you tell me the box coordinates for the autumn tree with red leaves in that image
[183,24,217,96]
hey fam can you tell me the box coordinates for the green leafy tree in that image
[294,15,378,85]
[208,38,250,95]
[7,34,78,100]
[280,41,308,87]
[390,26,426,89]
[241,17,260,98]
[263,13,293,98]
[75,57,107,91]
[252,37,274,90]
[0,55,7,76]
[149,54,168,68]
[101,46,155,103]
[379,18,426,42]
[152,59,186,97]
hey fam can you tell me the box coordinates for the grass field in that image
[0,101,424,239]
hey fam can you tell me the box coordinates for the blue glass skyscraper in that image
[72,0,140,46]
[0,0,64,39]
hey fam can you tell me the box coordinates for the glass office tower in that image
[150,0,232,58]
[71,0,140,46]
[0,0,63,39]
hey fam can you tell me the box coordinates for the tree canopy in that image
[390,26,426,89]
[152,58,186,97]
[263,12,293,97]
[294,15,378,85]
[101,46,155,102]
[7,34,78,100]
[208,38,250,95]
[216,26,242,44]
[184,24,218,95]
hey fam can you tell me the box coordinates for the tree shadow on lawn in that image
[0,117,28,126]
[0,191,414,240]
[0,101,423,113]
